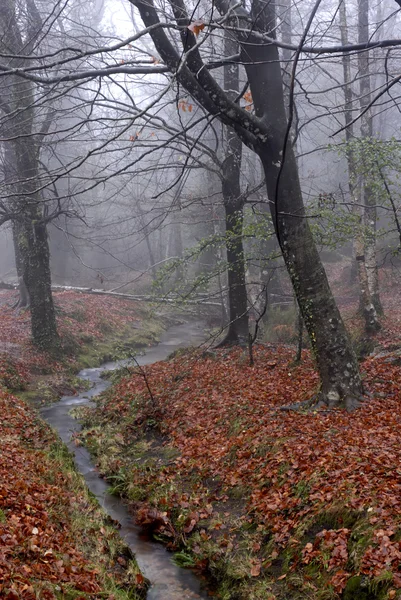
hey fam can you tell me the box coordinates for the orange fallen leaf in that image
[250,562,261,577]
[188,21,205,36]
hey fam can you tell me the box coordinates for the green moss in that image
[294,479,311,500]
[348,519,373,570]
[77,319,164,368]
[173,551,196,568]
[343,576,373,600]
[42,438,148,599]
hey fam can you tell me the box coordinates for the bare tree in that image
[0,0,58,349]
[357,0,383,316]
[127,0,363,409]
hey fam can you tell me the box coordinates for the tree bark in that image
[358,0,383,316]
[218,28,249,346]
[14,133,58,349]
[339,0,380,334]
[0,0,59,349]
[221,201,249,345]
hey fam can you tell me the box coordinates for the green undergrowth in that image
[76,315,164,369]
[44,439,148,599]
[18,374,92,407]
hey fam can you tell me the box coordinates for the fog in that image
[1,0,400,348]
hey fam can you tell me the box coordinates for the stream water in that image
[40,321,210,600]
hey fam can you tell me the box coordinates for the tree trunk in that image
[358,0,383,316]
[0,0,59,349]
[218,27,249,346]
[244,1,363,408]
[12,222,30,309]
[339,0,380,334]
[221,202,249,345]
[13,117,59,350]
[19,217,58,348]
[280,0,293,114]
[137,204,158,282]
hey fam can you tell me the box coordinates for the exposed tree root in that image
[279,396,319,413]
[279,391,367,413]
[215,332,247,349]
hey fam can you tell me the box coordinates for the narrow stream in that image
[40,321,210,600]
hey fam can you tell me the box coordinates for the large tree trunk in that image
[20,217,58,348]
[14,135,59,350]
[0,0,59,350]
[244,0,363,408]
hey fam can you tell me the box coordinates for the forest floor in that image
[0,289,165,599]
[2,274,401,600]
[74,272,401,600]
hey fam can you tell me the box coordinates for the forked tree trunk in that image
[131,0,364,409]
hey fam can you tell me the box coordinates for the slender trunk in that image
[339,0,380,333]
[170,213,184,284]
[245,0,363,408]
[219,28,249,346]
[12,222,30,309]
[137,204,158,282]
[2,138,30,308]
[358,0,383,315]
[222,202,249,345]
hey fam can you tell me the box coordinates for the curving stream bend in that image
[40,321,210,600]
